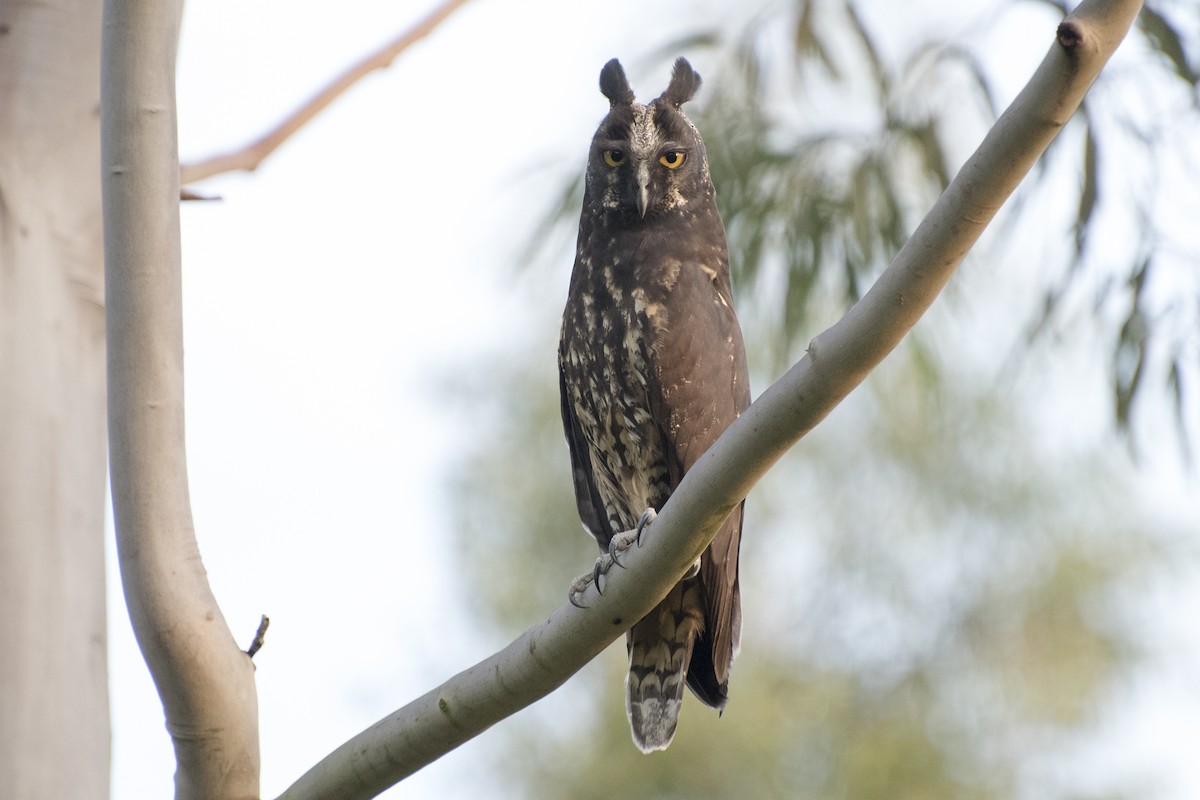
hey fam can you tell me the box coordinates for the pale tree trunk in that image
[4,0,463,795]
[0,1,111,798]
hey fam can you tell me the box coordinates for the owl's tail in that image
[625,579,706,752]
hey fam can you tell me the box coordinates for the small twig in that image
[179,0,471,185]
[247,615,270,658]
[180,187,221,202]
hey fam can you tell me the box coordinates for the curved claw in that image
[592,559,605,595]
[568,571,595,609]
[635,507,657,546]
[609,535,628,569]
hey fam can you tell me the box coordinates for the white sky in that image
[106,1,1200,798]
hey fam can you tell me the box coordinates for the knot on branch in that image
[1057,21,1084,51]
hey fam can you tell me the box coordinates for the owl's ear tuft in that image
[660,57,701,108]
[599,59,635,107]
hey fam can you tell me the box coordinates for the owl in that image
[558,57,750,752]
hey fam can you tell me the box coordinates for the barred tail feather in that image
[625,581,705,752]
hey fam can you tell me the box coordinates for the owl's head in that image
[584,57,712,223]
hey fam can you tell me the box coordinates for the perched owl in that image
[558,57,750,752]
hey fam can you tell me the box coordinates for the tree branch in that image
[102,1,260,798]
[179,0,471,185]
[274,1,1143,798]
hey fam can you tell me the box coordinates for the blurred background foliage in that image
[444,1,1197,797]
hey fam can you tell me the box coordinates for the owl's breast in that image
[560,259,672,534]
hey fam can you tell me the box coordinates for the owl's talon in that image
[609,535,627,568]
[608,525,639,568]
[569,550,622,607]
[635,507,657,546]
[568,570,594,608]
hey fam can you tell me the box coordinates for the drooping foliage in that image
[546,0,1200,442]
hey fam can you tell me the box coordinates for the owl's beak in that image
[635,161,650,219]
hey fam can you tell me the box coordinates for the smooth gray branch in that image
[102,0,261,797]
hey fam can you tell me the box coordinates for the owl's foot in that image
[568,554,616,608]
[567,508,658,608]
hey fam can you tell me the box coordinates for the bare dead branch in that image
[273,2,1144,798]
[179,0,471,185]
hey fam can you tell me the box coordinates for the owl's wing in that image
[558,349,614,550]
[648,257,750,703]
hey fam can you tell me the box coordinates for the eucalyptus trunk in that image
[0,0,111,797]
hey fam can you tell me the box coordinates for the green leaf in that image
[1076,114,1099,259]
[1138,4,1200,85]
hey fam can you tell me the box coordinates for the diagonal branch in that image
[179,0,471,185]
[274,1,1143,798]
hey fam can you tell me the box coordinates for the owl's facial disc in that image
[590,90,703,222]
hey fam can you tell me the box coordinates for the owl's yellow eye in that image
[659,150,686,169]
[603,150,625,168]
